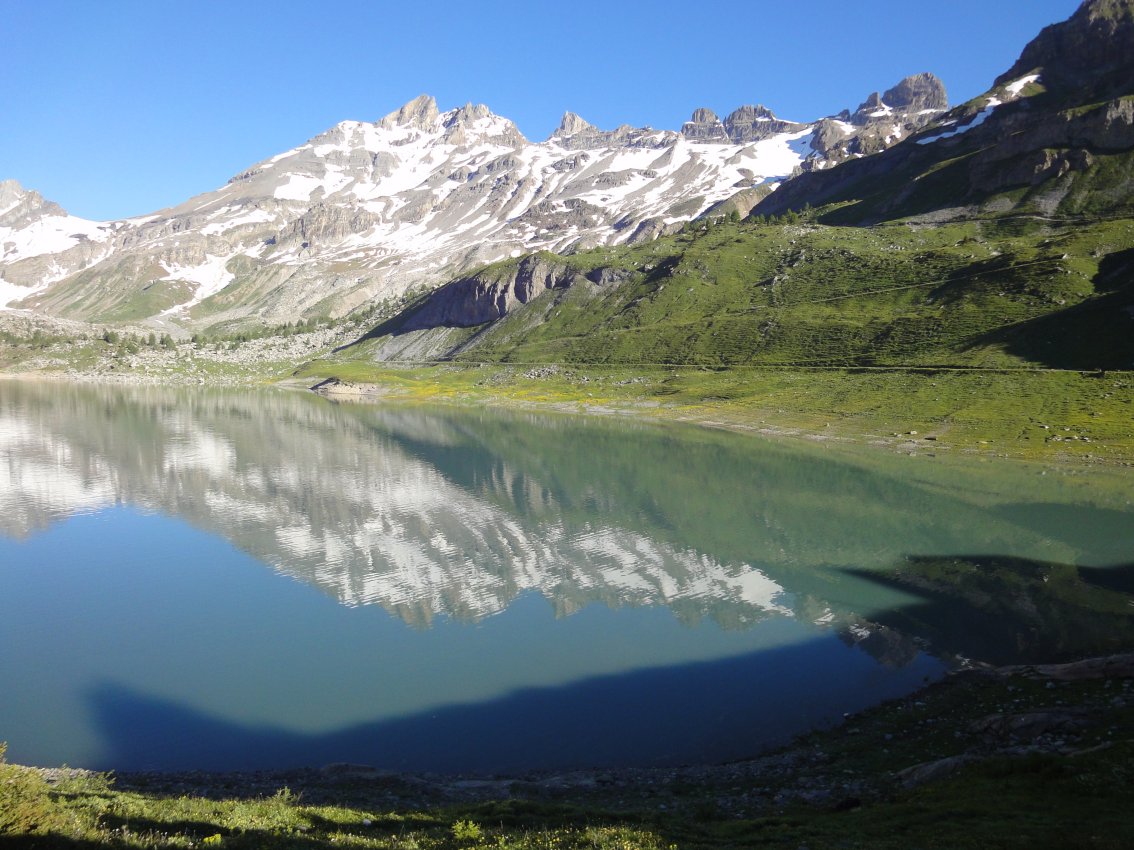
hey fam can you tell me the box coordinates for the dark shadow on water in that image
[83,636,942,774]
[838,555,1134,666]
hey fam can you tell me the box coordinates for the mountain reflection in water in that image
[1,380,1131,771]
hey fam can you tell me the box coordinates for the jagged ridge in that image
[0,75,947,330]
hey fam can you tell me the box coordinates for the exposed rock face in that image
[852,74,948,122]
[723,105,807,143]
[995,0,1134,97]
[673,76,949,184]
[402,254,582,329]
[553,111,594,137]
[283,203,381,249]
[882,73,949,112]
[684,104,824,145]
[681,108,729,142]
[377,94,440,129]
[548,118,677,151]
[0,180,115,296]
[0,180,66,225]
[810,73,952,162]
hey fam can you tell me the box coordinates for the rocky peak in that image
[752,1,1134,224]
[446,102,492,126]
[994,0,1134,98]
[854,92,885,116]
[378,94,440,130]
[0,179,30,214]
[0,179,65,226]
[882,73,948,113]
[801,74,949,169]
[552,111,595,138]
[723,104,807,143]
[726,104,779,124]
[851,74,948,124]
[438,102,526,148]
[549,120,674,152]
[681,107,728,142]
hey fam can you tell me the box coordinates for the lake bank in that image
[4,314,1133,466]
[296,361,1134,467]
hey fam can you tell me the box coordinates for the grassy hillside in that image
[355,213,1134,371]
[299,209,1134,463]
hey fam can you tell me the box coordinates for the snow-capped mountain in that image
[0,79,946,329]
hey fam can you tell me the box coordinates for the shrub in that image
[451,819,483,842]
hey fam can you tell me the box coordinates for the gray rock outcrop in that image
[681,108,729,142]
[723,105,807,143]
[402,253,582,329]
[378,94,441,129]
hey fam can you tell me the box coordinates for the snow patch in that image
[1005,73,1041,98]
[201,207,277,235]
[917,100,999,145]
[273,174,328,201]
[0,276,45,309]
[159,254,236,310]
[0,214,108,262]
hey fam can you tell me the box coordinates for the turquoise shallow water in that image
[0,381,1130,772]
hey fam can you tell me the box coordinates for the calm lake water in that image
[1,380,1131,773]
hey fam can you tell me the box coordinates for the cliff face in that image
[754,0,1134,222]
[995,0,1134,99]
[401,254,584,330]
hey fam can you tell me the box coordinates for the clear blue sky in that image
[1,0,1082,221]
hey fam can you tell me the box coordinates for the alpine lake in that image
[1,379,1132,775]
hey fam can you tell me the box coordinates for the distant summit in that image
[378,94,440,129]
[551,111,595,137]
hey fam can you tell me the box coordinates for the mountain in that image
[0,180,117,310]
[354,0,1134,372]
[0,80,945,331]
[752,0,1134,222]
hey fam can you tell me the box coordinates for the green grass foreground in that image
[4,660,1133,849]
[295,360,1134,465]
